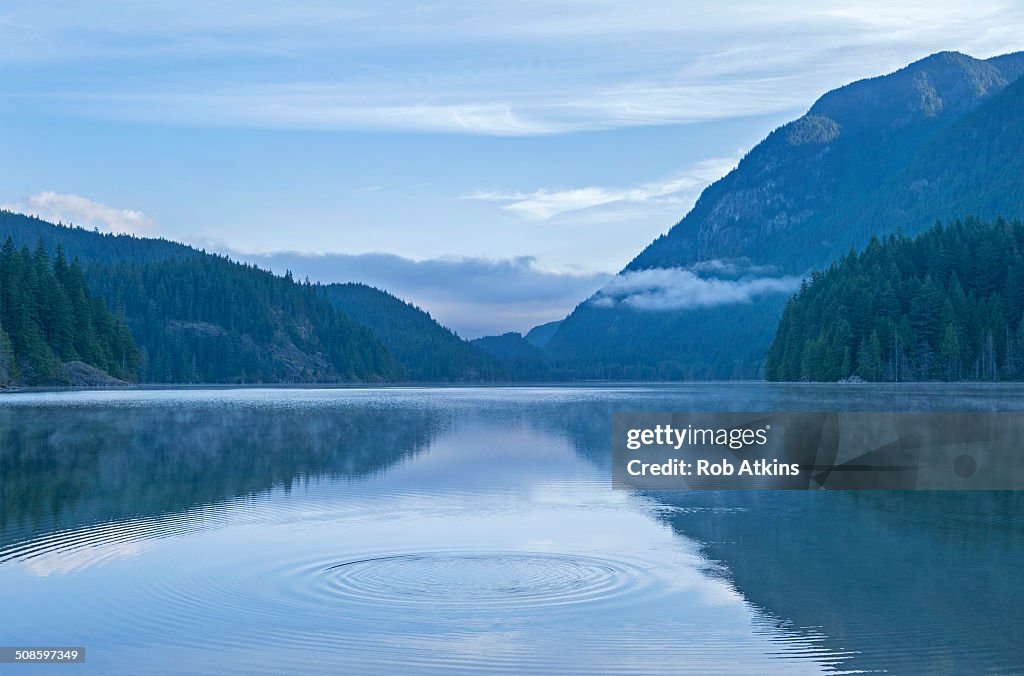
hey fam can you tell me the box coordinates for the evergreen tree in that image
[940,323,962,381]
[857,331,884,381]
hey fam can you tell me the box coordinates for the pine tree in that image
[940,323,962,381]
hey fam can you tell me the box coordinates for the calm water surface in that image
[1,384,1022,674]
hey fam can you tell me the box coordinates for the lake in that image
[2,384,1022,674]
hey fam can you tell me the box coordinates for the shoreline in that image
[4,380,1024,396]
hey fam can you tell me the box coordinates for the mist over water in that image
[2,385,1022,674]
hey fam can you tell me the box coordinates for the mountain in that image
[470,332,551,381]
[627,51,1024,272]
[0,211,404,384]
[323,283,504,381]
[546,51,1024,379]
[524,320,561,348]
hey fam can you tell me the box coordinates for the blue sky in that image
[2,1,1023,336]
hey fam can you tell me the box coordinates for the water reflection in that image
[1,393,446,548]
[1,384,1022,674]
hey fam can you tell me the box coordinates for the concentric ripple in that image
[316,551,648,611]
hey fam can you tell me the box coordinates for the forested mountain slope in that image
[0,238,138,385]
[766,218,1024,381]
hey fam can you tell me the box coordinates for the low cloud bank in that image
[591,264,801,311]
[229,249,611,338]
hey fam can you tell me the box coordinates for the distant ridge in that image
[0,211,403,384]
[324,282,504,382]
[524,320,561,348]
[471,332,551,381]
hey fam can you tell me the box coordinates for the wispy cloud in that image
[463,158,736,220]
[5,1,1022,135]
[2,192,156,235]
[591,266,801,311]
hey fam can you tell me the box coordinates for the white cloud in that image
[2,192,155,235]
[463,158,736,220]
[591,267,801,311]
[24,73,823,136]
